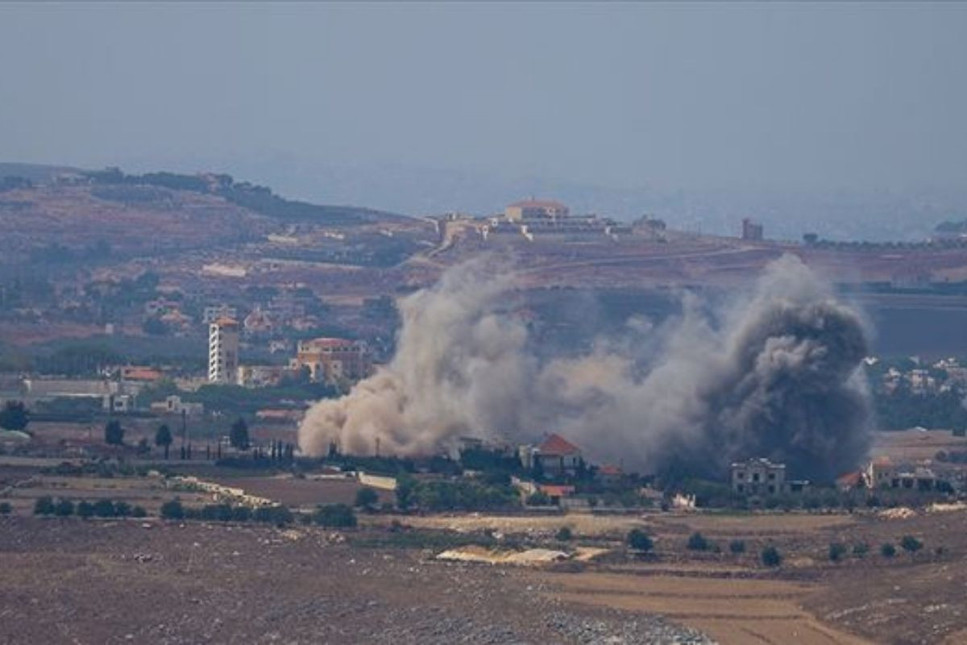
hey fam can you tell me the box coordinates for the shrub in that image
[114,501,132,518]
[354,487,379,509]
[555,526,573,541]
[900,535,923,554]
[131,506,147,518]
[55,499,75,517]
[627,528,653,552]
[0,501,11,515]
[160,499,185,520]
[33,496,55,515]
[104,419,124,446]
[880,543,896,558]
[526,491,553,506]
[231,505,252,522]
[76,501,94,518]
[312,503,357,528]
[761,545,782,567]
[828,542,847,562]
[687,532,710,551]
[253,505,293,525]
[852,542,869,557]
[93,499,117,518]
[729,539,746,554]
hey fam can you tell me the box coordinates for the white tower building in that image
[208,317,239,383]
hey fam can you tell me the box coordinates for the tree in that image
[828,542,847,562]
[354,487,379,509]
[0,400,29,431]
[93,499,117,517]
[881,543,897,558]
[104,419,124,446]
[729,539,746,554]
[687,532,710,551]
[526,490,553,506]
[761,545,782,567]
[142,316,167,336]
[154,424,173,459]
[229,418,250,451]
[55,499,75,517]
[33,496,55,515]
[77,501,95,518]
[627,528,653,552]
[0,502,11,515]
[900,535,923,554]
[312,503,357,528]
[160,499,185,520]
[395,473,417,510]
[852,542,869,557]
[555,526,573,541]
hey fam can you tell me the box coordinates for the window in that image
[768,473,776,481]
[752,473,760,482]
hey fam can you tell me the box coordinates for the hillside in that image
[0,162,82,184]
[0,164,431,270]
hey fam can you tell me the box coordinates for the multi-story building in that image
[208,317,240,383]
[203,305,238,324]
[731,457,791,495]
[519,433,584,477]
[505,199,570,221]
[236,364,289,388]
[741,218,764,241]
[291,337,371,384]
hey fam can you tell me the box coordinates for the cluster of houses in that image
[727,454,967,499]
[869,356,967,395]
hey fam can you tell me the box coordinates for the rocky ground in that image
[0,517,710,645]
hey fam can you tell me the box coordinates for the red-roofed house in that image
[836,471,865,491]
[538,484,576,501]
[535,433,583,477]
[597,464,623,485]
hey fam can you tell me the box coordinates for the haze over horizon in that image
[2,3,966,237]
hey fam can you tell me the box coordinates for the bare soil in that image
[0,517,705,644]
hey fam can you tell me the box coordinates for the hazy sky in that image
[2,2,966,194]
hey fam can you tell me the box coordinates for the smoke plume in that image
[298,258,532,457]
[299,254,872,481]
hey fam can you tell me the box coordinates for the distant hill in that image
[936,219,967,236]
[0,162,83,183]
[79,167,407,226]
[0,163,432,270]
[0,162,408,225]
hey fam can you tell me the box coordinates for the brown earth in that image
[0,516,707,645]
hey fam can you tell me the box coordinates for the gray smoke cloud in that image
[298,258,533,457]
[298,254,872,481]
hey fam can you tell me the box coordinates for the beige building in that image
[291,337,371,384]
[731,458,787,496]
[504,199,570,221]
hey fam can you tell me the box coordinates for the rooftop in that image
[508,199,567,210]
[538,433,581,457]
